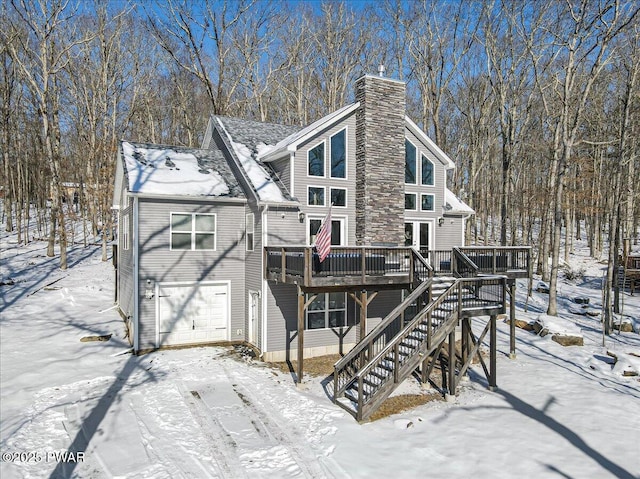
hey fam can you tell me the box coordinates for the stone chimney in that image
[354,74,406,246]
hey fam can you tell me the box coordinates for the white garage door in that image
[157,283,228,346]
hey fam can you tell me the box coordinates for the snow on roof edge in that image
[216,118,292,203]
[444,187,474,216]
[259,103,359,162]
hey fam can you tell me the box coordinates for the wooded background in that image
[1,0,638,321]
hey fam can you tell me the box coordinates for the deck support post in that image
[349,290,377,344]
[489,314,497,391]
[359,290,367,342]
[297,286,304,384]
[509,281,516,359]
[461,317,470,379]
[446,329,456,400]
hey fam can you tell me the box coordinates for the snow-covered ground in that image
[1,229,639,479]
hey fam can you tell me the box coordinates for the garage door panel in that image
[157,283,229,346]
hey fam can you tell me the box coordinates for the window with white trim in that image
[405,193,417,210]
[330,188,346,207]
[308,141,325,177]
[170,213,216,250]
[308,186,325,206]
[421,194,435,211]
[246,213,254,251]
[405,139,417,184]
[306,292,348,329]
[421,154,434,186]
[330,129,346,178]
[121,213,129,250]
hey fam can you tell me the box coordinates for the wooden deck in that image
[264,246,429,290]
[264,246,532,289]
[422,247,531,279]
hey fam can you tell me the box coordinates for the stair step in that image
[363,376,383,389]
[406,332,426,342]
[400,339,419,350]
[371,366,392,380]
[378,358,395,371]
[344,384,374,403]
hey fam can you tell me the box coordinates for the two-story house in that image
[113,74,475,361]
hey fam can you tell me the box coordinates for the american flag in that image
[315,205,332,262]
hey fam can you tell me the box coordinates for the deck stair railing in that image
[420,247,479,277]
[334,277,505,421]
[332,250,432,402]
[452,248,479,277]
[333,273,506,421]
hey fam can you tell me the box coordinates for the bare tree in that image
[405,0,482,150]
[4,0,95,269]
[146,0,272,119]
[526,0,639,316]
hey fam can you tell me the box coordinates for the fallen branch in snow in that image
[26,276,67,297]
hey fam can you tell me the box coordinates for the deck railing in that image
[459,246,531,275]
[420,249,453,275]
[265,246,429,286]
[421,246,531,278]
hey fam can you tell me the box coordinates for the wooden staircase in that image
[333,272,506,422]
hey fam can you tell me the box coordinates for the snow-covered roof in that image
[444,188,474,216]
[121,141,244,198]
[215,117,302,203]
[258,103,359,162]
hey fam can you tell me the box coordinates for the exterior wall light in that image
[438,217,444,227]
[145,279,155,300]
[298,211,306,223]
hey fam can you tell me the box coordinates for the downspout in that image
[133,196,139,353]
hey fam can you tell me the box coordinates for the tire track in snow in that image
[129,389,221,479]
[176,382,250,479]
[218,361,350,479]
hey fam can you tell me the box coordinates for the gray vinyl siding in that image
[293,113,357,245]
[136,198,247,350]
[364,290,402,322]
[244,202,263,348]
[265,282,296,355]
[271,156,292,195]
[117,199,135,338]
[264,282,359,354]
[435,216,465,250]
[265,206,306,245]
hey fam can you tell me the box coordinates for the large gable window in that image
[306,292,348,329]
[330,129,346,178]
[171,213,216,250]
[405,139,417,184]
[308,141,325,177]
[421,154,434,186]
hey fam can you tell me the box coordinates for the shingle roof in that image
[215,116,301,156]
[215,116,302,203]
[121,140,245,198]
[258,103,358,162]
